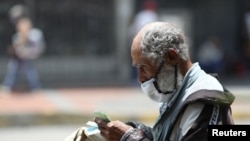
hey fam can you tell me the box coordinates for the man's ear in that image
[165,48,178,65]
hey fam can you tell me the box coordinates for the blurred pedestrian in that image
[197,36,224,74]
[128,0,158,38]
[128,0,159,85]
[1,5,45,93]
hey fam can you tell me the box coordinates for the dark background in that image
[0,0,249,89]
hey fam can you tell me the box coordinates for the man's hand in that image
[94,117,133,141]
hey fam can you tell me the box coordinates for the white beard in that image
[156,64,183,93]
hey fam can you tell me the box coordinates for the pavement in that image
[0,85,250,127]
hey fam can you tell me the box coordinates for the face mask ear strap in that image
[154,51,167,79]
[174,65,178,89]
[154,61,164,78]
[152,80,160,92]
[153,60,165,93]
[154,53,179,94]
[155,64,178,94]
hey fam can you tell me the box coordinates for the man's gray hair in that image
[140,22,189,65]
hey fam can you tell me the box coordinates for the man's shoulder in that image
[185,89,235,105]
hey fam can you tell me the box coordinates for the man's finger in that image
[94,117,109,128]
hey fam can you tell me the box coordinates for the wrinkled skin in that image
[94,117,132,141]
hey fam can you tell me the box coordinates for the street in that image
[0,85,249,141]
[0,124,80,141]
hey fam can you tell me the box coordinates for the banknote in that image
[93,110,110,122]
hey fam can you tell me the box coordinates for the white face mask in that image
[141,78,172,102]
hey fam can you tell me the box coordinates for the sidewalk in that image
[0,86,249,127]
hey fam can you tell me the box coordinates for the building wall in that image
[0,0,134,88]
[0,0,247,89]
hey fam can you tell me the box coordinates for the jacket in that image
[122,88,235,141]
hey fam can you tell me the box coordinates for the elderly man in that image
[66,22,235,141]
[95,22,235,141]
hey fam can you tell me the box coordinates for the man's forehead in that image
[131,43,143,66]
[132,31,141,45]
